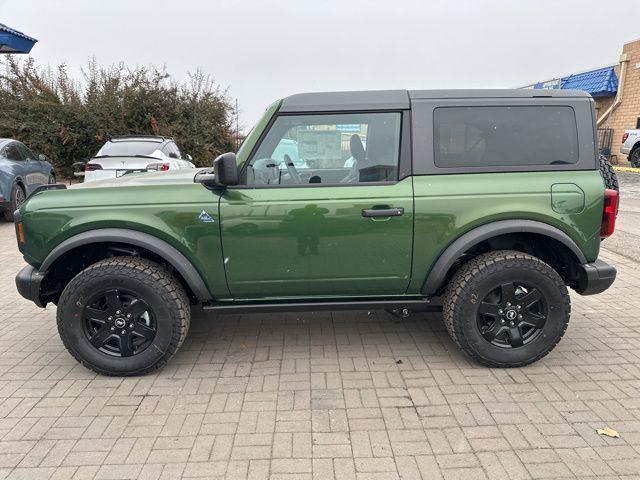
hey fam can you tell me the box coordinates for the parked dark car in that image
[0,138,56,221]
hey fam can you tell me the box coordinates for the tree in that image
[0,57,235,176]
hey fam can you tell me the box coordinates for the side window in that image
[166,142,182,159]
[17,143,35,161]
[434,106,579,168]
[246,112,401,186]
[5,143,24,161]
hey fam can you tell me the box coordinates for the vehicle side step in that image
[202,298,441,315]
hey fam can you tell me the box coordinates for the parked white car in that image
[83,136,195,182]
[621,129,640,167]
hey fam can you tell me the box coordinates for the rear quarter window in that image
[434,106,579,168]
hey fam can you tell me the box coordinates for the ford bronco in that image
[14,89,618,376]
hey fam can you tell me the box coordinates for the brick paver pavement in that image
[1,222,639,479]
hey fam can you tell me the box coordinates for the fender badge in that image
[198,210,215,223]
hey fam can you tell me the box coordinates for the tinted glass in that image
[164,142,182,158]
[247,112,401,186]
[99,141,161,156]
[16,143,35,160]
[4,144,23,161]
[434,106,579,168]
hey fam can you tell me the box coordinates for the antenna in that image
[235,98,239,151]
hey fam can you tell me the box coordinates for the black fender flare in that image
[422,219,587,295]
[40,228,212,301]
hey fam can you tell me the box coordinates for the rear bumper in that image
[574,260,616,296]
[15,265,47,307]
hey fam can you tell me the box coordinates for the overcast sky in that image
[2,0,640,128]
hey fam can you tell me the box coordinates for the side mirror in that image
[194,153,239,188]
[213,152,239,186]
[38,153,48,162]
[186,154,193,161]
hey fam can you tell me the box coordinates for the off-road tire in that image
[443,250,570,368]
[599,155,618,191]
[3,183,25,222]
[57,256,190,376]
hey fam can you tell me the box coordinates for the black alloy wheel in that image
[57,256,190,376]
[443,250,570,367]
[476,282,547,348]
[82,289,157,357]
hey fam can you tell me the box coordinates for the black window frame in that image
[235,109,412,189]
[411,97,597,175]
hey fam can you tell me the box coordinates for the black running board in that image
[202,298,441,315]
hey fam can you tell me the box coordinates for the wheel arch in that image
[13,176,26,190]
[423,220,587,295]
[40,228,212,303]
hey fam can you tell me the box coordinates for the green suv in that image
[14,89,619,376]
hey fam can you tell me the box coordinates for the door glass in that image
[247,112,401,185]
[17,144,35,161]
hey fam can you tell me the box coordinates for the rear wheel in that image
[3,183,25,222]
[57,257,190,376]
[443,250,570,367]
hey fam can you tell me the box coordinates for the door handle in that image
[361,207,404,218]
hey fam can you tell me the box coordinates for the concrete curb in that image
[614,166,640,173]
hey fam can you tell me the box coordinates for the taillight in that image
[600,189,619,239]
[85,163,103,171]
[622,132,629,143]
[146,162,170,171]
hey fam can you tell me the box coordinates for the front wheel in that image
[57,257,190,376]
[443,250,570,367]
[3,183,25,222]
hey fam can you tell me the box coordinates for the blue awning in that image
[529,65,618,97]
[0,23,37,54]
[560,66,618,97]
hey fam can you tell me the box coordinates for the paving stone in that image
[0,224,639,479]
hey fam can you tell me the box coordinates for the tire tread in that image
[443,250,570,368]
[57,256,190,376]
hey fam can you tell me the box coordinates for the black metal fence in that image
[598,127,614,160]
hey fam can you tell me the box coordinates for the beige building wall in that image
[598,39,640,164]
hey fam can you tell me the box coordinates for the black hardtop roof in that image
[280,89,591,112]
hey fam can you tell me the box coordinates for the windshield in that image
[98,141,161,157]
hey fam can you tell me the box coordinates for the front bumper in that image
[15,265,47,308]
[574,259,616,296]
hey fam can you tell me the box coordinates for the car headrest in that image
[350,135,365,162]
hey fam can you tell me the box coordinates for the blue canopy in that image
[530,66,618,97]
[0,23,37,54]
[561,66,618,98]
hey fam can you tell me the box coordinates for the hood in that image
[71,167,205,189]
